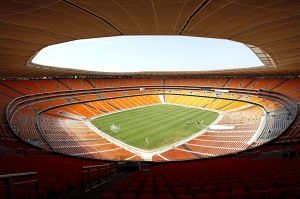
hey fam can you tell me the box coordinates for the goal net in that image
[110,123,121,132]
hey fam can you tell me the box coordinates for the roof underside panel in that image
[0,0,299,78]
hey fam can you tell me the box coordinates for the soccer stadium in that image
[0,1,300,199]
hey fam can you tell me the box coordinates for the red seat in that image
[194,193,212,199]
[172,187,186,195]
[119,193,137,199]
[51,183,66,194]
[231,184,244,192]
[203,185,215,194]
[138,194,155,199]
[157,187,172,194]
[245,183,259,191]
[281,187,297,198]
[231,191,248,199]
[217,185,230,192]
[248,190,264,199]
[100,192,117,199]
[157,194,174,199]
[187,187,202,195]
[112,186,125,193]
[175,194,193,199]
[15,188,27,199]
[141,187,154,194]
[214,192,230,199]
[127,186,141,194]
[265,188,280,199]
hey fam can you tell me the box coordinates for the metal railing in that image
[81,164,116,187]
[0,171,39,199]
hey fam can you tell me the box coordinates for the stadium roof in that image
[0,0,300,78]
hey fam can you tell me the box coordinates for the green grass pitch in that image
[91,104,219,150]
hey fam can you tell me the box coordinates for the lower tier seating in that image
[101,158,300,199]
[0,154,114,199]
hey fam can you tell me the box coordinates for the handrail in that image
[0,171,40,199]
[82,163,112,169]
[0,171,37,179]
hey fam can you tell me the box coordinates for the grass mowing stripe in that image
[123,106,207,138]
[105,106,201,136]
[120,108,199,142]
[141,109,217,147]
[127,110,204,145]
[91,104,219,150]
[94,105,191,131]
[95,104,168,122]
[94,105,216,148]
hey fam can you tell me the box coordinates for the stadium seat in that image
[282,187,298,198]
[119,193,137,199]
[100,192,118,199]
[213,192,230,199]
[248,190,265,199]
[231,191,248,199]
[138,194,156,199]
[175,194,193,199]
[172,187,186,195]
[157,194,175,199]
[265,188,281,199]
[194,193,212,199]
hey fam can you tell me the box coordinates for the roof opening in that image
[32,36,263,73]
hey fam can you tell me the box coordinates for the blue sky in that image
[32,36,263,72]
